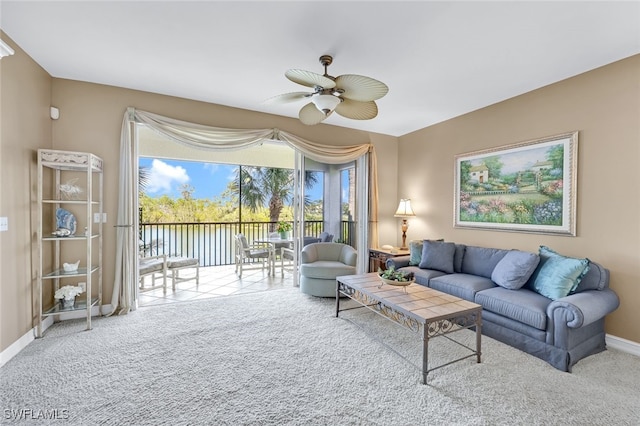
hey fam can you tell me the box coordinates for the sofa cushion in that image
[476,287,550,330]
[299,261,356,280]
[429,273,496,302]
[408,240,423,265]
[461,246,509,278]
[454,244,466,273]
[529,246,590,300]
[491,250,540,290]
[419,240,455,273]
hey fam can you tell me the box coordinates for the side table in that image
[368,247,410,272]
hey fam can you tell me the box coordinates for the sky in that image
[139,157,324,201]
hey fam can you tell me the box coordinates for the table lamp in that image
[394,199,415,250]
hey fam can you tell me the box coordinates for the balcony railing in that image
[139,220,356,267]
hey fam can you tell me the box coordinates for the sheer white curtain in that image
[110,108,379,314]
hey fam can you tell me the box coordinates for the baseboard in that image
[606,334,640,357]
[0,328,35,369]
[0,304,111,369]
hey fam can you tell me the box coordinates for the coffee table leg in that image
[476,312,482,363]
[335,280,340,317]
[422,326,429,384]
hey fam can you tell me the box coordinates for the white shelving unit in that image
[36,149,103,337]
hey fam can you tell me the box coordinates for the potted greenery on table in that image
[277,221,292,239]
[378,266,415,287]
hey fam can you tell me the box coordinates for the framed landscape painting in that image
[454,132,578,236]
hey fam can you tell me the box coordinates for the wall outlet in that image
[78,282,86,292]
[93,213,101,223]
[0,217,7,232]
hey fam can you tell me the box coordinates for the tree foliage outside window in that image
[139,163,322,225]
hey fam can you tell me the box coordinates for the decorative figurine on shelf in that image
[58,178,83,200]
[52,207,77,237]
[63,260,80,273]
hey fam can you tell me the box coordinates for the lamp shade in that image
[394,199,415,217]
[311,94,341,115]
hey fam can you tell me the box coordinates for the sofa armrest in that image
[547,288,620,328]
[385,255,411,269]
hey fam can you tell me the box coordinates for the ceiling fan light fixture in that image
[311,94,341,115]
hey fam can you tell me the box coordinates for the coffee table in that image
[335,273,482,384]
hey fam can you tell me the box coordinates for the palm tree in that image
[230,166,318,230]
[139,166,151,196]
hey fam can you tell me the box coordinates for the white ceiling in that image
[1,1,639,137]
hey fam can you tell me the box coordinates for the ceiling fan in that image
[267,55,389,125]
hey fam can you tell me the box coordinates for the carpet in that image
[1,287,638,425]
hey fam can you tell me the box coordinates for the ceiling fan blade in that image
[263,92,312,105]
[334,74,389,102]
[334,99,378,120]
[286,69,336,89]
[299,102,329,125]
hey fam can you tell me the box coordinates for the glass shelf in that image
[42,234,99,241]
[42,297,99,316]
[43,266,100,279]
[42,199,100,205]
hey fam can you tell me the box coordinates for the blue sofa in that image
[386,241,620,372]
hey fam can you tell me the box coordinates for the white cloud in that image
[203,163,219,174]
[146,159,189,194]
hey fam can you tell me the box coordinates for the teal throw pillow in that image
[418,240,455,273]
[409,240,423,265]
[530,246,590,300]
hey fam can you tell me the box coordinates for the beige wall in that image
[0,33,52,352]
[398,55,640,343]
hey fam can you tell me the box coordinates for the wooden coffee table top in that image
[336,273,481,324]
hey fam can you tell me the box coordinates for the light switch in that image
[93,213,101,223]
[102,213,107,223]
[0,217,7,232]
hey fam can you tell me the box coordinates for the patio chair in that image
[167,256,200,291]
[139,254,168,294]
[268,232,292,249]
[318,231,334,242]
[234,233,275,277]
[280,247,295,277]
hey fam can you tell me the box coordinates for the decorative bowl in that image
[379,276,415,287]
[63,260,80,272]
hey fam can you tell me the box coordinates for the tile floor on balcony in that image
[138,263,295,307]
